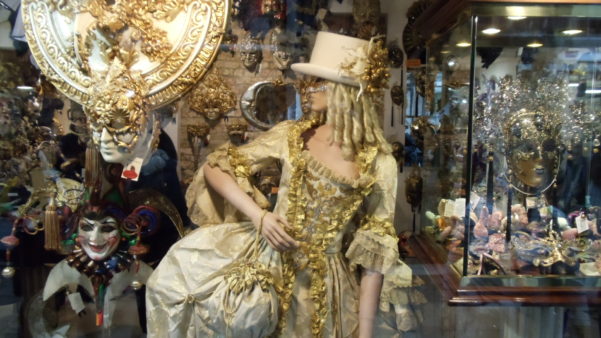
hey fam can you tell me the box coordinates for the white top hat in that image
[291,31,369,87]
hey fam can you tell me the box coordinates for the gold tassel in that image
[85,142,101,189]
[44,197,61,251]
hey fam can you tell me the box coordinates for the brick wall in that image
[178,25,291,184]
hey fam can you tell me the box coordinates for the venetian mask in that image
[78,214,121,261]
[188,72,236,121]
[240,36,263,72]
[505,109,560,190]
[271,28,293,70]
[261,0,284,17]
[390,85,404,106]
[91,111,158,165]
[88,62,159,165]
[388,44,404,68]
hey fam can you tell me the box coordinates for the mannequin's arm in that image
[203,164,298,251]
[358,269,383,338]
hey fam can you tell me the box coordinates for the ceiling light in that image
[441,50,450,54]
[508,16,526,21]
[585,89,601,95]
[527,42,543,48]
[482,27,501,35]
[17,86,34,91]
[456,41,471,47]
[568,83,580,88]
[562,29,583,36]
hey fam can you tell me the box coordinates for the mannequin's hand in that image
[257,212,298,252]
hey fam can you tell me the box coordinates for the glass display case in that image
[417,2,601,304]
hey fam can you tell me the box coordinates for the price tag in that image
[443,200,455,218]
[576,215,589,234]
[121,157,144,181]
[470,192,480,209]
[454,198,466,218]
[68,292,85,314]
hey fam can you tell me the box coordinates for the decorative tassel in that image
[95,283,106,326]
[44,197,61,251]
[85,142,101,189]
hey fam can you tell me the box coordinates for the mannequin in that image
[92,112,158,166]
[146,32,423,337]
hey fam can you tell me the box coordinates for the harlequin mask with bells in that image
[504,109,560,191]
[86,60,160,165]
[62,191,160,326]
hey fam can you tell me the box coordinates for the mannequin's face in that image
[506,112,558,189]
[307,81,328,113]
[78,215,120,261]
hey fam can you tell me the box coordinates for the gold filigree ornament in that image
[188,71,237,121]
[339,37,390,99]
[22,0,229,109]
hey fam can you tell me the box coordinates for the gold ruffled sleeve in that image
[346,153,400,274]
[186,121,293,226]
[345,153,426,332]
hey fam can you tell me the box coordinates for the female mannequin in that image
[146,32,423,337]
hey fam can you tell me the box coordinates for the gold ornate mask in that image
[504,109,560,190]
[188,72,236,121]
[87,60,150,151]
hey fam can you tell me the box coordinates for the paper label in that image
[443,200,455,218]
[539,206,550,218]
[68,292,85,314]
[454,198,466,218]
[526,197,537,209]
[576,215,589,234]
[7,192,18,197]
[121,157,144,181]
[470,192,480,209]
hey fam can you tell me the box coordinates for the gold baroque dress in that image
[146,120,425,337]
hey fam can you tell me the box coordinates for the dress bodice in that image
[297,150,364,254]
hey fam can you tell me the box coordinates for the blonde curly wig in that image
[324,81,391,159]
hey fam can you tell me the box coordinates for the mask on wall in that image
[504,109,560,192]
[388,44,404,68]
[188,71,236,121]
[240,36,263,72]
[271,28,293,71]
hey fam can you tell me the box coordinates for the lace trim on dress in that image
[346,229,399,274]
[302,150,376,190]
